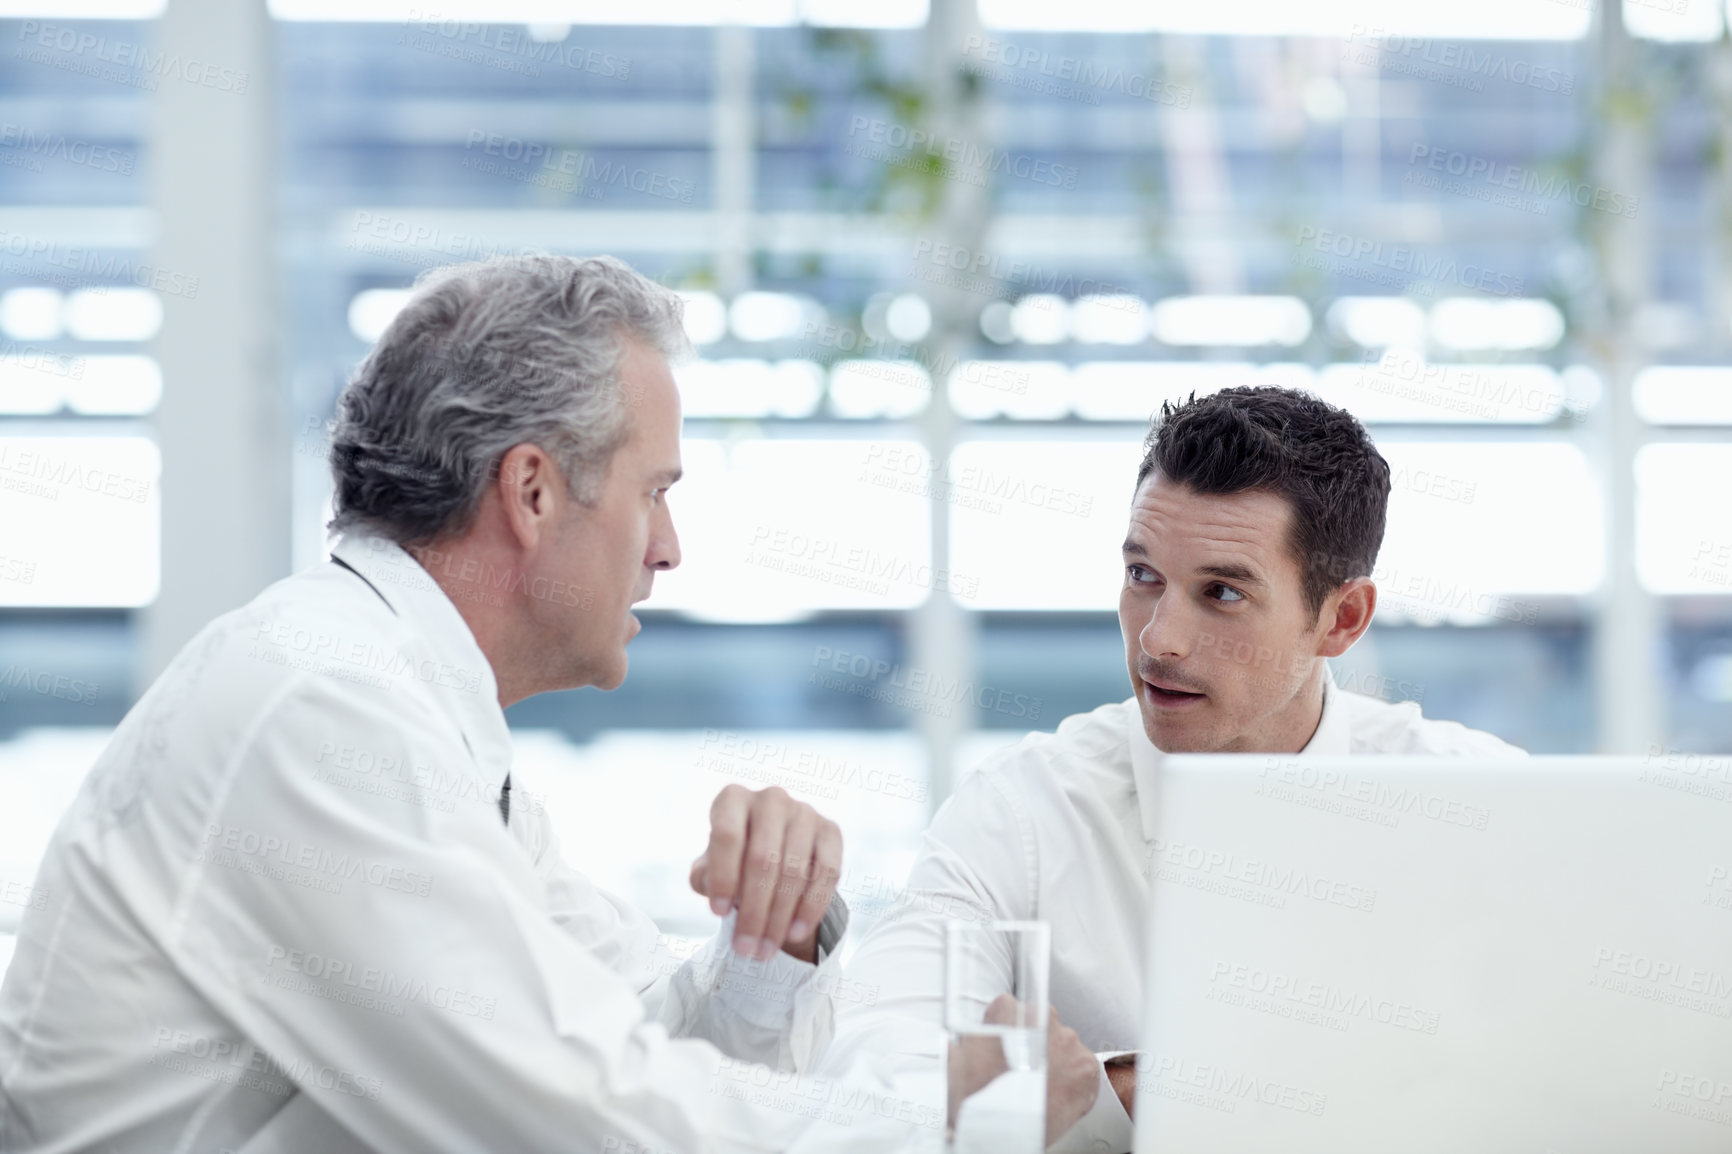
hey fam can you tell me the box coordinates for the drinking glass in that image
[943,920,1051,1154]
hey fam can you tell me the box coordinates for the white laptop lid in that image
[1135,754,1732,1154]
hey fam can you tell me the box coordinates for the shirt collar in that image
[1128,668,1346,841]
[327,528,512,791]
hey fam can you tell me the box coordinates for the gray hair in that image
[328,253,690,544]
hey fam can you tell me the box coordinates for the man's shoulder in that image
[923,700,1138,895]
[153,568,393,704]
[117,565,440,777]
[1336,688,1527,757]
[202,560,476,698]
[957,698,1136,802]
[57,566,438,854]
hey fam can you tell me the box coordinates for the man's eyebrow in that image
[653,467,683,486]
[1199,562,1264,587]
[1121,542,1262,587]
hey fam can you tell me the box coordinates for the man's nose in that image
[648,498,681,572]
[1138,593,1192,661]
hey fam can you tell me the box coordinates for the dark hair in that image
[1135,386,1391,622]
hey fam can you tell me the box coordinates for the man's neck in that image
[403,536,523,706]
[1283,664,1330,753]
[1289,669,1328,753]
[1226,662,1329,755]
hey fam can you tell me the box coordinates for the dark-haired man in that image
[824,386,1523,1154]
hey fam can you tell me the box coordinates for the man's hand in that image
[1034,1003,1103,1146]
[949,998,1101,1147]
[688,785,841,963]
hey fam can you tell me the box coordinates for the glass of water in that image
[944,920,1051,1154]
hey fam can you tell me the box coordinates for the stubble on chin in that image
[1141,708,1225,756]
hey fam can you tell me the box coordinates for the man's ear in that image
[1316,577,1376,659]
[496,443,558,551]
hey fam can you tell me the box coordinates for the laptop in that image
[1134,754,1732,1153]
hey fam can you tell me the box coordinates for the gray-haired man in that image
[0,256,910,1153]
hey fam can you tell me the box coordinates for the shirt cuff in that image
[699,909,844,1031]
[1045,1058,1135,1154]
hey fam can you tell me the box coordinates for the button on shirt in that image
[831,678,1526,1154]
[0,530,923,1154]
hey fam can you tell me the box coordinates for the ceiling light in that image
[1150,295,1311,347]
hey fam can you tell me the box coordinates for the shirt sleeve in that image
[836,767,1034,1027]
[511,781,842,1072]
[165,675,927,1154]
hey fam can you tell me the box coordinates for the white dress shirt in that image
[0,530,934,1154]
[831,677,1526,1154]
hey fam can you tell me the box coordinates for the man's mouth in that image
[1142,677,1206,708]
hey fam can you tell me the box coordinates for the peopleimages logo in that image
[0,228,201,298]
[1406,145,1639,219]
[0,665,100,705]
[909,238,1134,301]
[1292,225,1526,297]
[1343,27,1574,95]
[809,646,1042,722]
[0,443,151,504]
[461,131,694,203]
[1259,758,1491,831]
[846,116,1078,190]
[403,11,631,79]
[1207,960,1442,1034]
[149,1028,382,1102]
[1141,1054,1328,1117]
[261,944,497,1020]
[0,122,134,174]
[15,21,250,93]
[1147,837,1379,914]
[201,824,435,898]
[962,34,1192,108]
[697,729,929,804]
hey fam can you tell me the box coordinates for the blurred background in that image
[3,0,1731,982]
